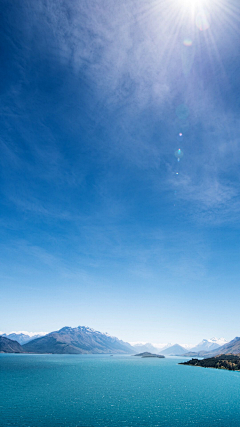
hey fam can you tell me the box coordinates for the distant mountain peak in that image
[2,331,48,345]
[184,336,240,358]
[161,344,187,356]
[187,337,229,355]
[4,331,48,337]
[22,325,134,354]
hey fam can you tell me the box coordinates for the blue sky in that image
[1,0,240,345]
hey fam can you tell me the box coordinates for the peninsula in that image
[179,354,240,371]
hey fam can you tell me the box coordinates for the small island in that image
[134,352,165,358]
[179,354,240,371]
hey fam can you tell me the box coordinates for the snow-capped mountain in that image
[23,326,134,354]
[190,337,228,353]
[2,331,48,345]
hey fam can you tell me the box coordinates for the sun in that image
[180,0,205,5]
[177,0,209,10]
[174,0,211,22]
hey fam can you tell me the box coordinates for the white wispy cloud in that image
[3,0,239,225]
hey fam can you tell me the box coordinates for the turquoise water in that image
[0,354,240,427]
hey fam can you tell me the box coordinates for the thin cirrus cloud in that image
[1,0,239,227]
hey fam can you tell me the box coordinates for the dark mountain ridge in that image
[0,336,24,353]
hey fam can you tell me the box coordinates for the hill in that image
[161,344,187,356]
[0,336,24,353]
[23,326,134,354]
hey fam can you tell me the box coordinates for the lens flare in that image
[196,11,210,30]
[178,132,183,142]
[183,38,193,46]
[175,148,183,161]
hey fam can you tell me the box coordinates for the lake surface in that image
[0,354,240,427]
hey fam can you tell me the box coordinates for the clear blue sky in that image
[1,0,240,345]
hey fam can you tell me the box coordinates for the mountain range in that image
[22,326,134,354]
[2,332,47,345]
[189,337,228,353]
[1,327,238,356]
[1,332,228,355]
[183,337,240,358]
[1,326,134,354]
[131,339,229,356]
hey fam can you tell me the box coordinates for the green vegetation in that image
[179,355,240,371]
